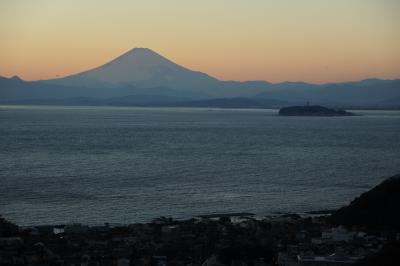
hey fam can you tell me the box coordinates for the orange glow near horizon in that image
[0,0,399,83]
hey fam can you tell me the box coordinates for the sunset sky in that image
[0,0,399,83]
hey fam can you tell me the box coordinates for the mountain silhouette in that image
[0,48,399,108]
[45,48,219,92]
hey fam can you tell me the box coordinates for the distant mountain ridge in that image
[0,48,399,108]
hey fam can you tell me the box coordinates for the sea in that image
[0,105,399,226]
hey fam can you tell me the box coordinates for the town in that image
[1,212,397,266]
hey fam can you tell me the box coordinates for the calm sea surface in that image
[0,105,399,225]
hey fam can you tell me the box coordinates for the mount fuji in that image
[44,48,220,92]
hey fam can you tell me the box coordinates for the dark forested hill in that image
[330,174,400,229]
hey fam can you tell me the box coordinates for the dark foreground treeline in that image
[1,174,399,266]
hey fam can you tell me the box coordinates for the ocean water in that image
[0,105,399,226]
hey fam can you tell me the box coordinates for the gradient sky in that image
[0,0,399,83]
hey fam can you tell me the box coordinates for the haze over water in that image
[1,105,399,226]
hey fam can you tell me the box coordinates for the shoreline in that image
[3,209,338,229]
